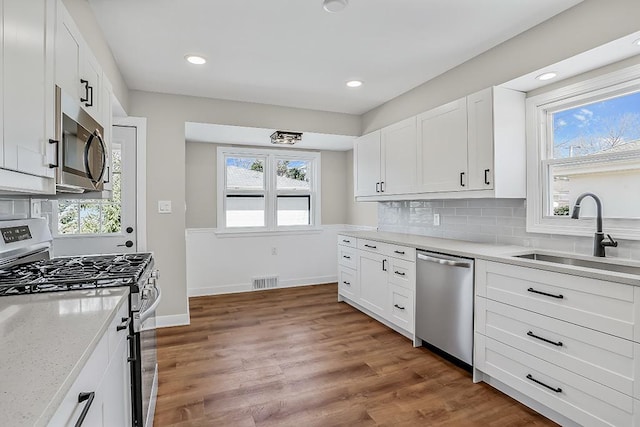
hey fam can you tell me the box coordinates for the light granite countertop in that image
[0,288,129,426]
[339,230,640,286]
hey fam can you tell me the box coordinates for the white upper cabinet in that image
[0,0,56,192]
[381,117,418,195]
[417,98,468,193]
[354,117,418,198]
[354,130,382,197]
[55,1,102,123]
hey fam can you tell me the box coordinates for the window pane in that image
[79,203,101,233]
[552,91,640,159]
[276,159,310,190]
[277,196,310,226]
[58,201,79,234]
[226,157,265,190]
[101,204,122,233]
[112,148,122,173]
[225,196,265,227]
[549,163,640,218]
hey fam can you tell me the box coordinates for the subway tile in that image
[455,208,482,216]
[497,235,530,247]
[480,225,513,236]
[468,216,497,226]
[441,216,468,225]
[423,200,445,209]
[481,207,513,217]
[444,199,468,208]
[531,238,576,253]
[513,208,526,218]
[496,217,526,227]
[433,207,455,216]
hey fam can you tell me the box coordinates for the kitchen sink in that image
[513,253,640,276]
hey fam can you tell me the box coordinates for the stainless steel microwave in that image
[52,86,106,193]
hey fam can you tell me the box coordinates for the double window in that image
[217,147,320,232]
[526,65,640,238]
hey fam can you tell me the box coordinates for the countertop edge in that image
[34,289,130,427]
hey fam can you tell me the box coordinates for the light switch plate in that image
[158,200,172,214]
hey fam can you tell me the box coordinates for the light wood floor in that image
[154,283,557,426]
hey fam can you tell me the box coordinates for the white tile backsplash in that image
[378,198,640,261]
[0,198,30,220]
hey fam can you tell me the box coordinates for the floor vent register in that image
[252,276,279,290]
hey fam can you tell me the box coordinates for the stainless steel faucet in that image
[571,192,618,257]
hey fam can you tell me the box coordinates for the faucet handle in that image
[604,234,618,247]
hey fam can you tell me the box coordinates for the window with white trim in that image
[217,147,320,232]
[526,65,640,239]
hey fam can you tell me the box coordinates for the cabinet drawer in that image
[475,334,640,427]
[476,260,636,340]
[338,246,356,269]
[388,244,415,262]
[338,266,358,300]
[337,234,357,248]
[107,301,130,360]
[47,333,109,426]
[388,284,414,333]
[358,238,390,254]
[476,297,639,397]
[388,257,415,290]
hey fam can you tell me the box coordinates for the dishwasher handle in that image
[417,252,472,268]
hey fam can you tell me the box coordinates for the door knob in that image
[126,227,134,234]
[118,240,134,248]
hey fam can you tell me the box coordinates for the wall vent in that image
[252,276,279,290]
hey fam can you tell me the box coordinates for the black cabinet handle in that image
[103,165,110,183]
[85,85,94,107]
[364,244,377,249]
[382,259,387,272]
[394,271,405,276]
[80,79,89,103]
[394,250,405,255]
[342,255,351,259]
[127,334,137,362]
[527,287,564,299]
[48,139,59,168]
[380,181,385,192]
[343,281,350,286]
[376,182,380,193]
[527,331,563,347]
[75,392,95,427]
[394,303,405,310]
[526,374,562,393]
[116,316,130,331]
[342,239,350,243]
[460,172,465,187]
[484,168,491,185]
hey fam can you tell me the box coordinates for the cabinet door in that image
[381,116,417,195]
[358,251,388,317]
[55,4,82,102]
[467,88,494,190]
[81,49,101,120]
[2,0,52,177]
[388,284,414,333]
[102,334,132,427]
[417,98,468,192]
[354,130,381,197]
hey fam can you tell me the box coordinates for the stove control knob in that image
[147,277,157,286]
[151,270,159,279]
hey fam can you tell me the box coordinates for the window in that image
[57,147,122,234]
[217,147,320,232]
[526,65,640,239]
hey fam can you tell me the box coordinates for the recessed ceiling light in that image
[536,72,558,81]
[346,80,363,88]
[185,54,206,65]
[323,0,348,13]
[633,38,640,46]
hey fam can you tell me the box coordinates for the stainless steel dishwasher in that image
[416,250,474,366]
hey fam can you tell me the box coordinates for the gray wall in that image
[184,142,356,228]
[362,0,640,133]
[378,199,640,260]
[129,91,360,317]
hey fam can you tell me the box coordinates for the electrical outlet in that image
[271,247,277,255]
[158,200,172,214]
[433,213,440,226]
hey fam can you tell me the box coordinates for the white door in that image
[52,125,138,256]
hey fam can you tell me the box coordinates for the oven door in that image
[134,283,161,427]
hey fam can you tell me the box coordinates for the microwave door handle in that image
[139,286,162,324]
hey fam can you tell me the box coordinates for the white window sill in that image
[213,227,324,238]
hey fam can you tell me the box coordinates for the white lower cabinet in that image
[475,259,640,426]
[48,303,131,426]
[337,235,416,338]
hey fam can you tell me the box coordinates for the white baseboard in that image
[187,275,337,297]
[156,313,190,328]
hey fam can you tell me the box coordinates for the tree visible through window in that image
[58,148,122,234]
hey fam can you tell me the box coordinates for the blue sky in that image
[553,90,640,157]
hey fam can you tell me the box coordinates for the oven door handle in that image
[139,286,162,325]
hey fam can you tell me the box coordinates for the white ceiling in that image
[185,123,355,151]
[89,0,582,115]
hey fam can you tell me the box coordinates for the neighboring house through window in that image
[217,146,320,232]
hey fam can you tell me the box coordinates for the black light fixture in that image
[270,131,303,145]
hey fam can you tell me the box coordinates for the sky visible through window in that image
[553,90,640,159]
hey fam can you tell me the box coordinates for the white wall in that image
[186,225,370,296]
